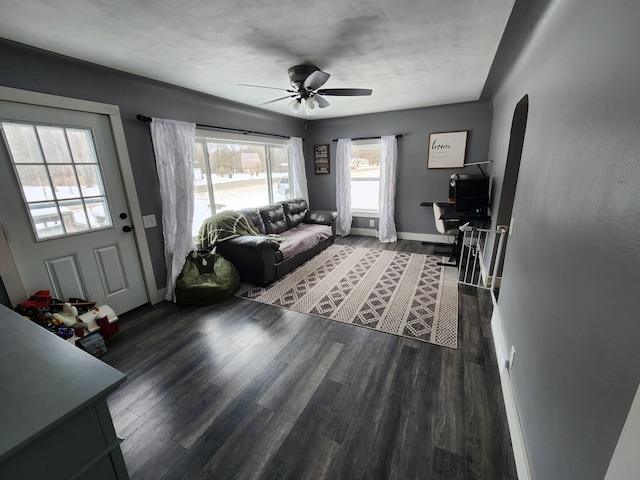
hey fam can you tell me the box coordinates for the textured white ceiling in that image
[0,0,515,119]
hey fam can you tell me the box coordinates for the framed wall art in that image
[314,144,330,174]
[427,130,468,169]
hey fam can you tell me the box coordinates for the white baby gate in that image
[457,224,509,296]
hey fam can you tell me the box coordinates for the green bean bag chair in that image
[175,251,240,305]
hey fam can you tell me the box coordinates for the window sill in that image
[351,210,379,218]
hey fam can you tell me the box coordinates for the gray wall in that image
[5,5,639,475]
[304,103,493,235]
[0,39,305,290]
[486,0,640,478]
[0,41,493,288]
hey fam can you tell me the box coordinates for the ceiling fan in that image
[239,65,372,115]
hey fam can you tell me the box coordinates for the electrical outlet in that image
[142,214,157,228]
[369,219,375,227]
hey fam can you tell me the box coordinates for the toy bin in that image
[96,312,119,340]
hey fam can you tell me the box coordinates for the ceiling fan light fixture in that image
[288,98,301,113]
[242,66,370,116]
[305,97,319,115]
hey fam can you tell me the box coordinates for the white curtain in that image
[150,118,196,302]
[289,137,309,202]
[335,138,352,236]
[378,135,398,243]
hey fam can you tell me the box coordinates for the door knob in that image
[122,225,133,233]
[120,213,128,219]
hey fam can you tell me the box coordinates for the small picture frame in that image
[427,131,468,169]
[314,144,330,174]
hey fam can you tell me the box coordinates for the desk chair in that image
[432,203,460,265]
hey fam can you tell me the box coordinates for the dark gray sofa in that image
[215,199,337,286]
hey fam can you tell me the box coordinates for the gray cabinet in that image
[0,305,128,479]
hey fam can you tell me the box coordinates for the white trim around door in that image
[0,86,164,306]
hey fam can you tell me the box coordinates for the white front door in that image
[0,100,148,314]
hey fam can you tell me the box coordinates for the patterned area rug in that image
[236,245,459,348]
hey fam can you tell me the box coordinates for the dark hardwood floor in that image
[102,236,517,480]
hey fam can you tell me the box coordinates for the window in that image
[350,139,381,215]
[1,121,112,240]
[193,131,290,236]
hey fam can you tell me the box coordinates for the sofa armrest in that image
[307,210,338,226]
[216,236,280,285]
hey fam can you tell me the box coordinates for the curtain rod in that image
[136,115,293,140]
[331,134,403,142]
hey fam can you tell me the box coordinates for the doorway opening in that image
[491,94,528,300]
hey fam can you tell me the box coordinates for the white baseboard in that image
[398,231,448,243]
[492,307,508,366]
[348,228,449,245]
[349,227,378,237]
[491,306,533,480]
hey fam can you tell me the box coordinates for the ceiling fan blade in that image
[303,70,330,90]
[314,95,330,108]
[239,83,294,92]
[260,94,296,105]
[316,88,373,96]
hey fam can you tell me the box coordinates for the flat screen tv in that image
[451,177,490,213]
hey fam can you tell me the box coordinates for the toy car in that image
[17,290,96,316]
[17,290,64,316]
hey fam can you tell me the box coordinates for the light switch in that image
[142,214,157,228]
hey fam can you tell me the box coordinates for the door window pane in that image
[16,164,54,201]
[36,125,72,163]
[76,164,105,196]
[59,199,90,233]
[49,164,80,199]
[1,121,112,240]
[29,202,64,239]
[2,123,43,164]
[85,197,111,228]
[67,128,97,163]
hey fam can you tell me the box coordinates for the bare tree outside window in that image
[192,135,291,237]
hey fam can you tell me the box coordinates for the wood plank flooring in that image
[101,236,517,479]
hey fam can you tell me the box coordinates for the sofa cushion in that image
[280,199,309,230]
[238,207,266,234]
[277,223,332,259]
[259,204,288,234]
